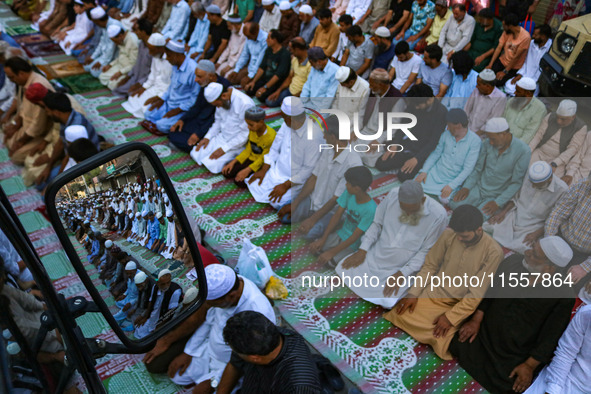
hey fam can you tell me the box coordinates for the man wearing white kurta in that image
[160,210,177,259]
[259,0,281,33]
[128,212,141,242]
[190,83,254,174]
[332,66,370,127]
[247,97,323,209]
[336,181,448,309]
[99,25,139,90]
[525,304,591,394]
[291,115,363,238]
[485,161,568,253]
[121,33,172,119]
[170,264,275,387]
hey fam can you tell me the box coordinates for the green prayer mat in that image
[0,176,26,195]
[18,211,49,233]
[57,74,109,94]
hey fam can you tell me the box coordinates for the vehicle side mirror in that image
[44,142,207,352]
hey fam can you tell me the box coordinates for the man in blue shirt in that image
[168,60,231,153]
[141,40,200,135]
[228,22,268,87]
[300,46,340,110]
[161,0,191,42]
[186,2,210,59]
[372,26,396,70]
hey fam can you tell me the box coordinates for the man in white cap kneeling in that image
[450,236,576,393]
[122,33,173,119]
[529,99,587,186]
[486,161,569,253]
[135,268,183,339]
[332,66,370,119]
[502,76,547,144]
[98,25,139,90]
[141,40,199,135]
[451,117,531,219]
[247,96,324,212]
[167,264,275,392]
[190,82,254,174]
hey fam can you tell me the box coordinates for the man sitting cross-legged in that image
[451,235,575,393]
[386,204,503,360]
[167,265,275,393]
[336,180,447,309]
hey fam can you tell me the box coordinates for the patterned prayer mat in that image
[22,40,64,59]
[13,32,51,45]
[73,90,486,393]
[0,2,488,389]
[37,59,86,80]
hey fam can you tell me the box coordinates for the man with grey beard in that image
[335,180,448,309]
[167,60,231,153]
[502,76,547,144]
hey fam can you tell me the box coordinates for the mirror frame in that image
[45,141,208,352]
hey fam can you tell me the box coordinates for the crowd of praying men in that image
[2,0,591,392]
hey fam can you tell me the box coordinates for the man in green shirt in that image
[466,8,502,72]
[451,117,531,219]
[235,0,255,22]
[503,77,547,144]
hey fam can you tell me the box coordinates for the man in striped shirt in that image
[544,176,591,290]
[217,311,322,394]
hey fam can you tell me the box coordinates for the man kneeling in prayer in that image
[336,180,447,308]
[216,311,322,393]
[168,264,275,392]
[450,236,575,393]
[386,204,503,359]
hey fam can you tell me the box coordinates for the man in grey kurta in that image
[485,161,568,253]
[112,19,154,97]
[451,117,531,219]
[529,99,587,186]
[99,26,140,90]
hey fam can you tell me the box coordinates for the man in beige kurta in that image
[99,26,139,90]
[5,67,53,165]
[567,130,591,183]
[385,204,503,360]
[22,88,86,186]
[216,18,246,79]
[529,100,587,186]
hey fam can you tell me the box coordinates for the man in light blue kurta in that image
[450,117,531,219]
[232,23,267,84]
[84,16,122,78]
[147,213,161,249]
[87,232,101,263]
[187,4,209,57]
[444,59,478,110]
[416,108,481,201]
[144,40,199,133]
[161,0,191,42]
[300,46,340,110]
[113,263,140,322]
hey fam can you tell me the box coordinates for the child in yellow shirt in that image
[222,106,276,187]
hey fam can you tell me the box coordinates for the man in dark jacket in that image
[449,236,576,393]
[375,83,447,180]
[167,60,231,153]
